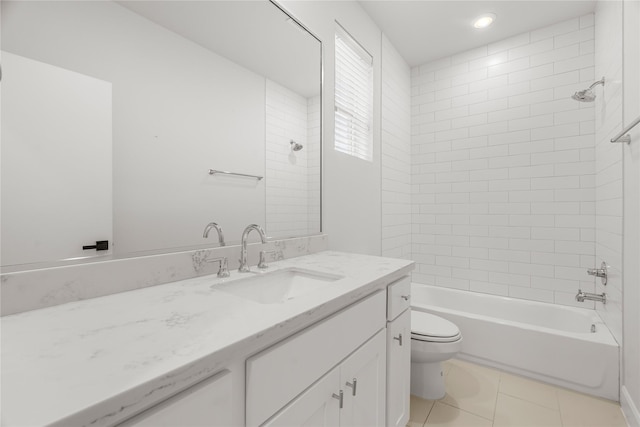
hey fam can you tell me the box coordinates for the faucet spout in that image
[576,289,607,304]
[238,224,267,272]
[203,222,226,246]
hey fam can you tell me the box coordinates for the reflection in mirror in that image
[1,1,321,270]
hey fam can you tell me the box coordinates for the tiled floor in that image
[408,358,628,427]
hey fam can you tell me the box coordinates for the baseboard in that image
[622,386,640,427]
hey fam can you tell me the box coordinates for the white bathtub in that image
[411,283,620,400]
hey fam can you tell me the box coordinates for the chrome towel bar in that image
[611,115,640,143]
[208,169,263,180]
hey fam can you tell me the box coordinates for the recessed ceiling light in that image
[473,13,496,29]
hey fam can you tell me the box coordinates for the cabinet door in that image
[386,309,411,427]
[262,368,341,427]
[117,370,232,427]
[340,329,386,427]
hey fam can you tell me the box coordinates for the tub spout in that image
[576,289,606,304]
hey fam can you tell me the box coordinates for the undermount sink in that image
[214,268,343,304]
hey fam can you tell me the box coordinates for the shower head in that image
[572,89,597,102]
[290,140,303,151]
[571,77,605,102]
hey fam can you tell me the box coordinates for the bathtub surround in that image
[594,0,624,351]
[411,15,598,307]
[0,234,327,316]
[381,34,412,260]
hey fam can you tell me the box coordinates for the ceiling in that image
[359,1,597,67]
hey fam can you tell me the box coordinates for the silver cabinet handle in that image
[401,295,410,301]
[345,378,357,396]
[393,333,403,346]
[332,390,344,408]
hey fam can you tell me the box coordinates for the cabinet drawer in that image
[387,276,411,321]
[246,291,386,427]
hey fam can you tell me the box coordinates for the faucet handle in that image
[258,250,275,269]
[258,250,283,269]
[208,256,230,278]
[586,261,608,286]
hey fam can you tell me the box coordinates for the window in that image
[334,23,373,162]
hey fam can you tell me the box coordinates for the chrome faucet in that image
[238,224,267,272]
[203,222,225,246]
[576,289,607,304]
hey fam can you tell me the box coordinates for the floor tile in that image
[499,371,559,410]
[425,402,492,427]
[410,394,435,426]
[557,388,627,427]
[493,393,563,427]
[440,359,500,420]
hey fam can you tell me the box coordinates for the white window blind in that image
[334,25,373,162]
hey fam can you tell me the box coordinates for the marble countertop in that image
[1,251,414,427]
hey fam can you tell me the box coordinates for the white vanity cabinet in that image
[264,330,386,427]
[116,275,411,427]
[117,369,234,427]
[385,276,412,427]
[246,291,387,427]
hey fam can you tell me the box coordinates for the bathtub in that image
[411,283,620,400]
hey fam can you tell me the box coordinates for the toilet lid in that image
[411,311,461,343]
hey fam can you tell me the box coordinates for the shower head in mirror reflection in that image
[571,77,604,102]
[290,140,303,151]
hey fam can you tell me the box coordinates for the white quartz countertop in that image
[1,251,414,427]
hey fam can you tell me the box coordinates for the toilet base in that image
[411,361,446,400]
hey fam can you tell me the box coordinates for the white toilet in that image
[410,310,462,400]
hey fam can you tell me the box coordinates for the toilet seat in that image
[411,311,461,343]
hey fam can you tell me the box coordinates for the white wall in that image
[622,0,640,423]
[594,0,624,350]
[410,15,597,305]
[381,35,412,259]
[307,95,322,235]
[280,0,383,256]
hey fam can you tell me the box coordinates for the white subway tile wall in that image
[265,80,320,238]
[382,35,412,259]
[307,95,321,235]
[594,1,623,345]
[410,15,597,306]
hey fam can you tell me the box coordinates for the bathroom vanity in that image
[1,251,413,426]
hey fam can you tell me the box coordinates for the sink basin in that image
[214,268,343,304]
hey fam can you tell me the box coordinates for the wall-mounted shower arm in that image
[587,78,605,90]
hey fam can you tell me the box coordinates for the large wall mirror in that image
[1,0,322,270]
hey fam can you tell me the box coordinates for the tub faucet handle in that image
[587,261,608,286]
